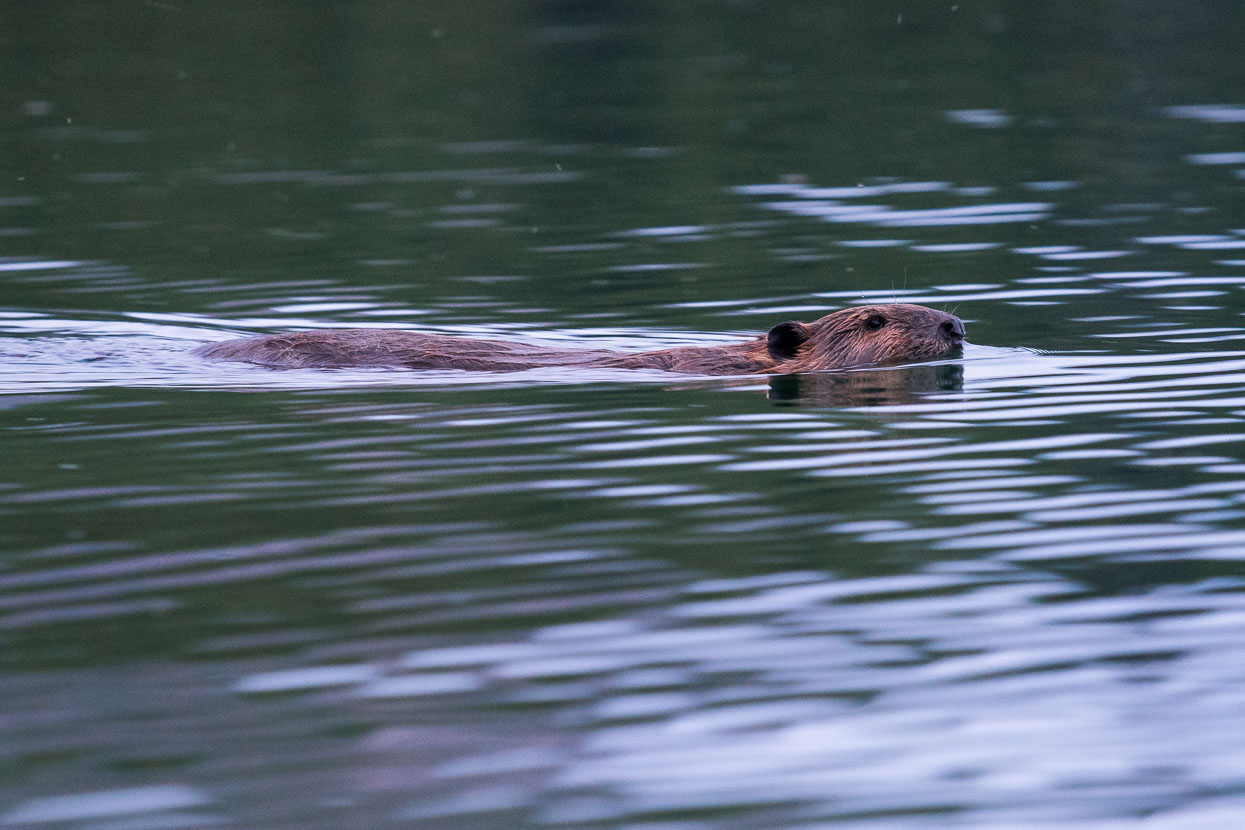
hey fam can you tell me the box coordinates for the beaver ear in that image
[766,321,811,361]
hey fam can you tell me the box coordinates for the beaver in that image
[194,303,965,376]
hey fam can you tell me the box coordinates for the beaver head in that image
[765,303,965,372]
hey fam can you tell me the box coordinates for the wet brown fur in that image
[194,303,965,376]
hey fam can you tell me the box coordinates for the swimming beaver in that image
[194,303,965,375]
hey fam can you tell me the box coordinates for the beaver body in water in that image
[194,303,965,375]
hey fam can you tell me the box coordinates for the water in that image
[4,2,1245,827]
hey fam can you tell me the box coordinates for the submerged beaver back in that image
[194,303,964,375]
[193,329,622,371]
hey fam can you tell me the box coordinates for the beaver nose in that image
[940,317,965,343]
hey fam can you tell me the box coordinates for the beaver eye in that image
[865,315,886,331]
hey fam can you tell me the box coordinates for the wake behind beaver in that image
[194,303,965,376]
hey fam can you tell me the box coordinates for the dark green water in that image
[5,3,1245,827]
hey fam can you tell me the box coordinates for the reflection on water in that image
[5,2,1245,828]
[767,363,965,407]
[8,338,1245,825]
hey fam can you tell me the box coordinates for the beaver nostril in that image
[941,319,965,341]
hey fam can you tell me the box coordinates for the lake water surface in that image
[5,3,1245,828]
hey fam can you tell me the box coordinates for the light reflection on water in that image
[6,322,1245,825]
[7,182,1245,823]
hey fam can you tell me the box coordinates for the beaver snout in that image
[940,316,965,343]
